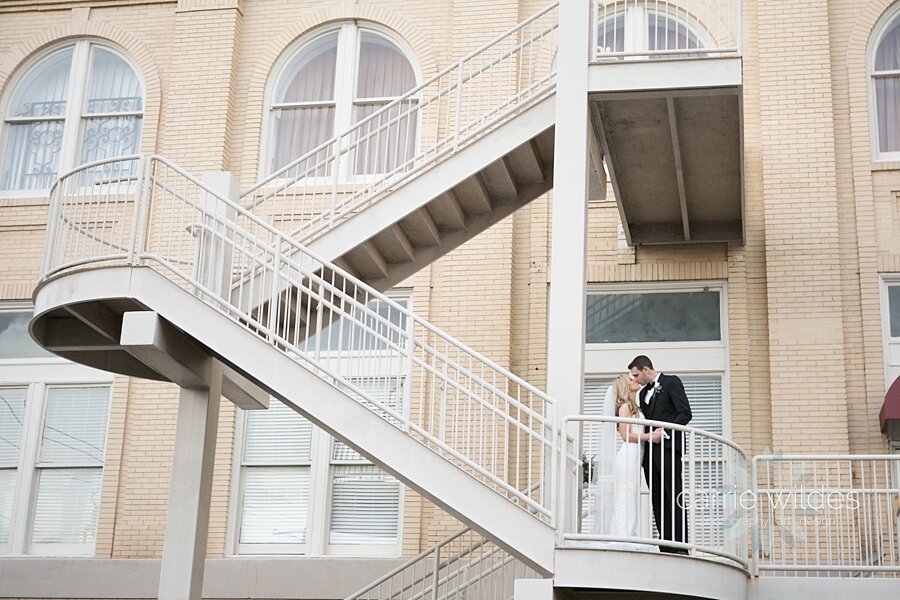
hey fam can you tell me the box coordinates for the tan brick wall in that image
[2,0,900,570]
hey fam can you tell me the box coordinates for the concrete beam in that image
[120,311,210,389]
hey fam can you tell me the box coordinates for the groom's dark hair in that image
[628,355,654,371]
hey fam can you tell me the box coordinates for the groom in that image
[628,355,692,555]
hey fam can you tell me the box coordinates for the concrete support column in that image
[158,362,223,600]
[547,1,591,420]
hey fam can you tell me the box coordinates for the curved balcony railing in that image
[41,154,557,523]
[240,2,559,243]
[592,0,741,62]
[557,415,751,569]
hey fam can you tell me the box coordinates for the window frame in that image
[226,291,412,557]
[879,274,900,389]
[868,3,900,162]
[583,281,730,437]
[258,21,421,186]
[0,304,113,556]
[0,39,145,197]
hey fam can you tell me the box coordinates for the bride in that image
[604,373,661,550]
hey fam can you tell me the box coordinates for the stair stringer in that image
[306,94,556,291]
[32,265,555,576]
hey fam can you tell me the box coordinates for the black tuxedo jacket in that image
[639,373,693,452]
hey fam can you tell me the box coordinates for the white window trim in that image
[258,22,422,186]
[0,306,113,556]
[226,291,413,557]
[868,3,900,162]
[584,281,730,438]
[878,274,900,390]
[0,39,145,197]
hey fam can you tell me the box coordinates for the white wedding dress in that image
[607,418,655,551]
[589,385,656,552]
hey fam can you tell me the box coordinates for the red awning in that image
[880,377,900,433]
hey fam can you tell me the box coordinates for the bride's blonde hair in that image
[612,374,639,418]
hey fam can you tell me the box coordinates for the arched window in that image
[1,41,143,191]
[265,24,418,177]
[596,2,705,56]
[871,7,900,160]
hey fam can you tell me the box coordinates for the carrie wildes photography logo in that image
[675,449,861,554]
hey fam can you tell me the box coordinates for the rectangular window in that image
[327,380,402,551]
[1,306,112,556]
[586,291,721,343]
[0,387,27,547]
[28,386,109,553]
[236,401,312,553]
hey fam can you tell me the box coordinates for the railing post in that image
[750,456,759,577]
[688,430,696,555]
[268,235,283,343]
[430,545,441,600]
[128,156,150,266]
[42,183,64,279]
[453,59,465,150]
[197,172,239,301]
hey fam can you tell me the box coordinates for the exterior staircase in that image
[239,3,560,291]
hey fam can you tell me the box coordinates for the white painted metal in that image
[558,415,751,569]
[591,0,741,62]
[240,3,560,244]
[344,525,539,600]
[158,361,223,600]
[752,455,900,578]
[40,154,558,528]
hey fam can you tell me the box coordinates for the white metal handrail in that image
[345,525,539,600]
[592,0,741,62]
[558,415,751,569]
[240,2,559,243]
[42,154,557,523]
[752,454,900,578]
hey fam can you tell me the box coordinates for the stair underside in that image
[31,266,555,575]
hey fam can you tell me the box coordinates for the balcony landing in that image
[589,57,743,246]
[554,547,748,600]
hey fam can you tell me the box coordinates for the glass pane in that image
[270,106,335,174]
[0,311,53,359]
[8,48,72,118]
[0,387,26,465]
[875,18,900,72]
[596,15,625,54]
[39,387,109,466]
[352,100,418,175]
[356,32,416,99]
[30,467,102,546]
[243,401,312,464]
[889,286,900,337]
[648,15,703,51]
[585,291,721,343]
[681,376,723,435]
[84,47,143,114]
[0,469,15,544]
[307,298,408,353]
[80,115,142,167]
[239,466,309,545]
[329,465,399,545]
[0,120,65,191]
[876,76,900,154]
[277,32,338,103]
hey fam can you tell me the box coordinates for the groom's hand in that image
[649,428,664,444]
